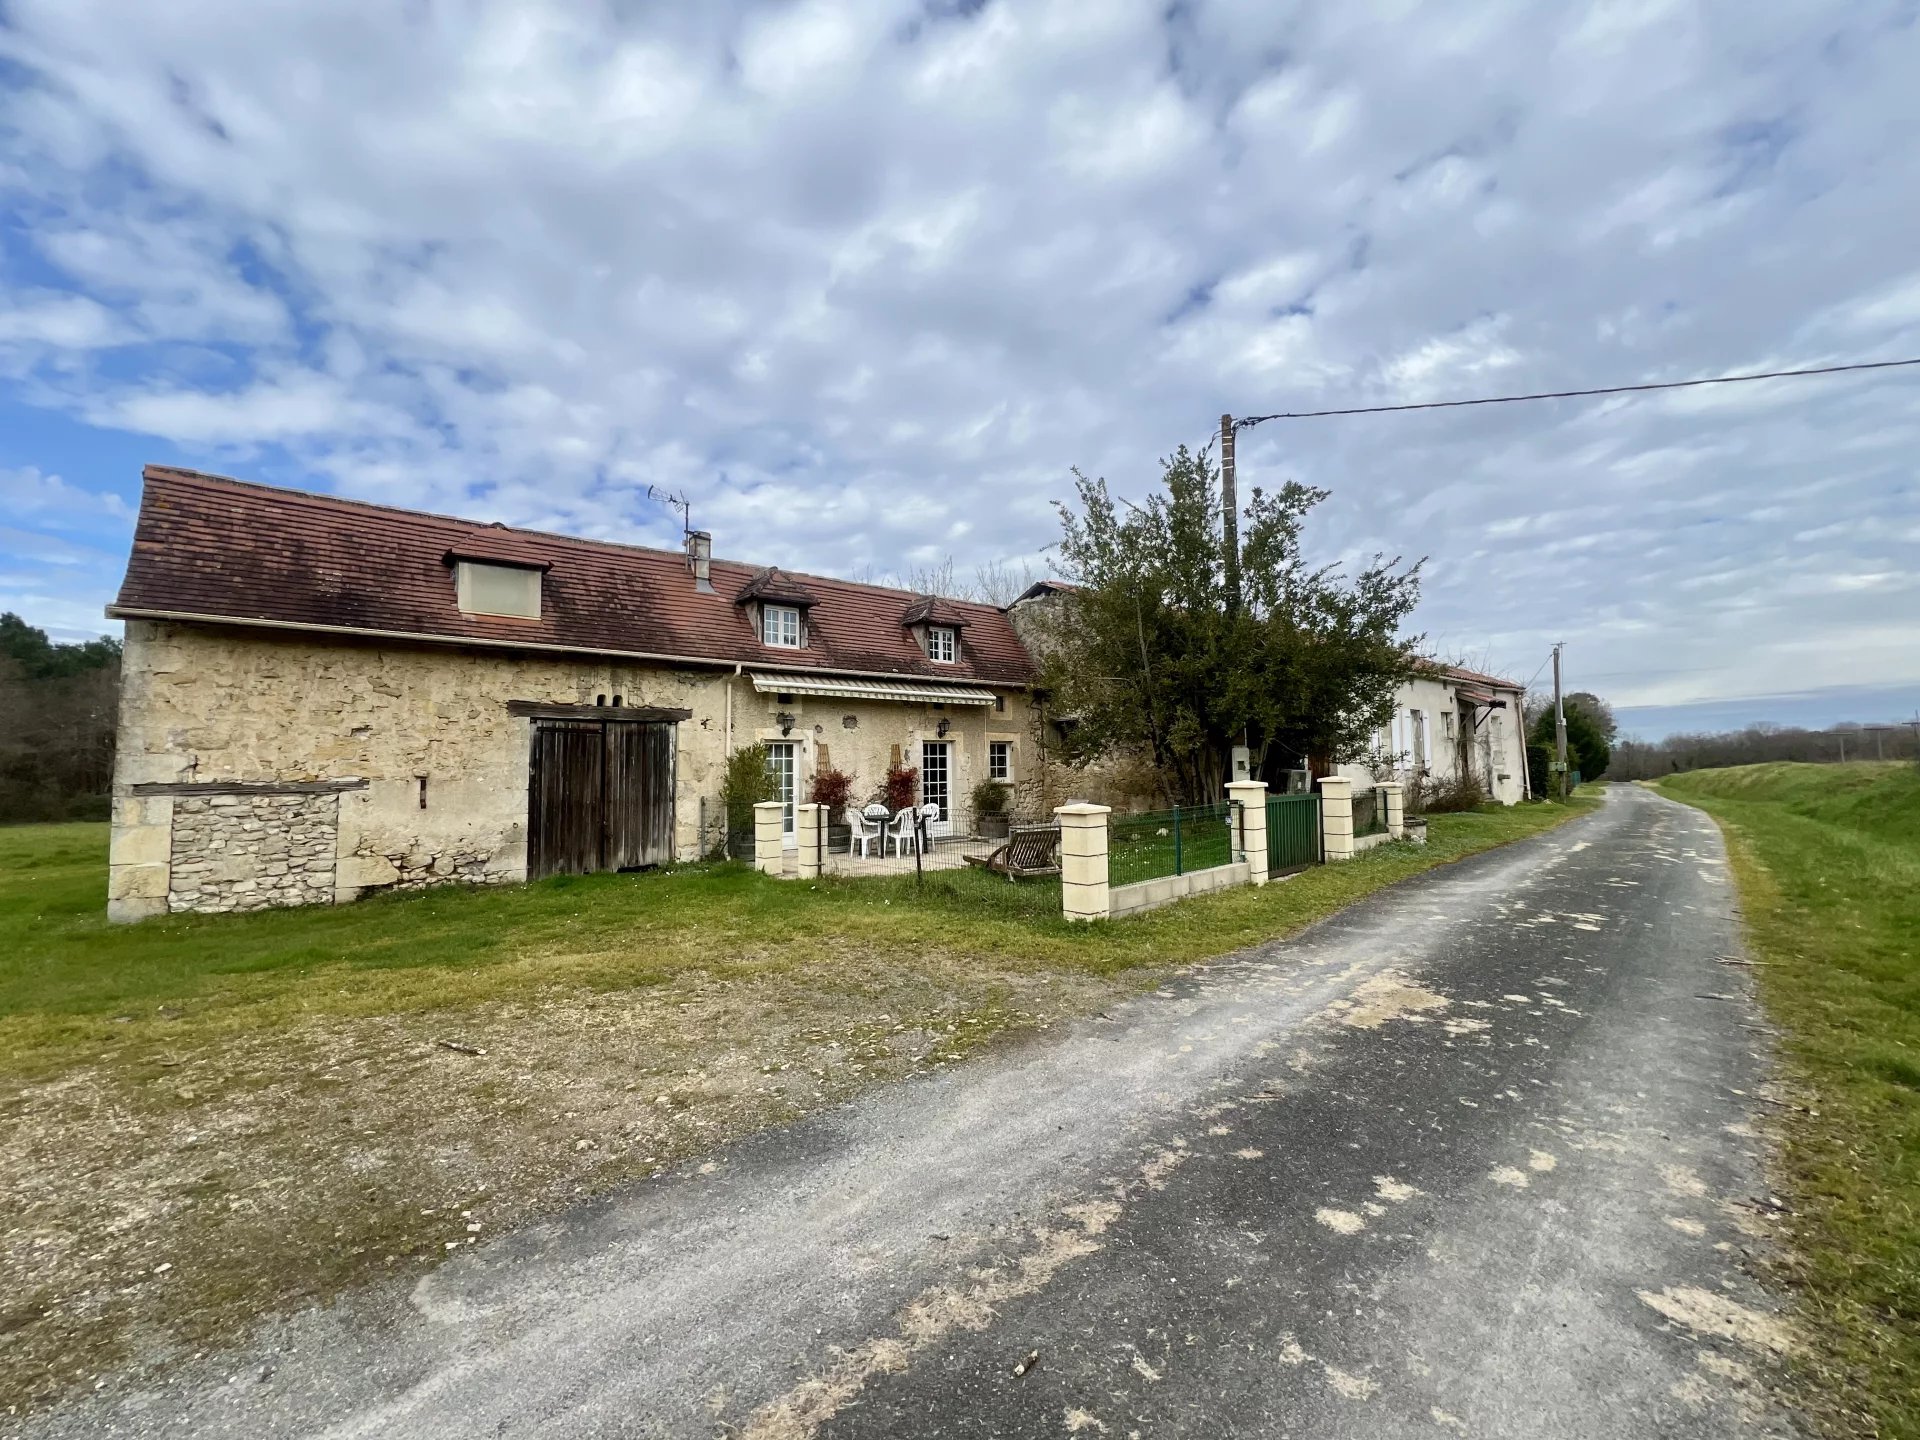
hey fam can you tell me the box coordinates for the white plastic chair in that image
[847,806,883,857]
[887,807,920,856]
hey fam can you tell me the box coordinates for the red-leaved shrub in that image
[884,763,918,813]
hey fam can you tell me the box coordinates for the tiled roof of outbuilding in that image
[111,467,1037,685]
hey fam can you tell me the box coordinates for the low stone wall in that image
[169,792,340,915]
[1107,861,1252,919]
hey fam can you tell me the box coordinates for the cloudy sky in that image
[2,0,1917,735]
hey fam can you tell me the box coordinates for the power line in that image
[1232,356,1920,431]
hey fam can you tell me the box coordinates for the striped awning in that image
[750,672,999,706]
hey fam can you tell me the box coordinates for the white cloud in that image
[0,0,1917,704]
[0,290,127,347]
[0,466,134,523]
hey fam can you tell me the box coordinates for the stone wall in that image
[168,792,340,914]
[107,620,1045,919]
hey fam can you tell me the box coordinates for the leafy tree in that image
[1037,446,1423,803]
[1565,691,1617,745]
[1529,696,1612,783]
[0,614,122,822]
[0,611,120,678]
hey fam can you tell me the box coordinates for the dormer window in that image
[927,626,957,663]
[455,561,541,619]
[763,604,802,648]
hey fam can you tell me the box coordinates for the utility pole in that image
[1220,414,1242,616]
[1552,642,1567,801]
[1864,725,1888,762]
[1836,731,1846,764]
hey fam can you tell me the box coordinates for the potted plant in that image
[810,768,856,850]
[971,778,1012,839]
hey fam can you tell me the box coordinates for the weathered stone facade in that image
[107,619,1047,920]
[168,792,341,914]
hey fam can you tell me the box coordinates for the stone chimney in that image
[685,530,713,593]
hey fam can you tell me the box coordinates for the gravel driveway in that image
[17,786,1797,1439]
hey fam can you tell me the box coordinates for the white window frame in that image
[926,626,956,663]
[988,740,1012,782]
[763,605,802,649]
[455,561,541,619]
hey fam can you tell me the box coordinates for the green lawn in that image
[1,800,1594,1074]
[1658,764,1920,1438]
[0,795,1593,1410]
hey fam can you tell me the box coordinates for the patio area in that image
[781,834,1008,877]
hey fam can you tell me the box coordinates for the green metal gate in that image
[1266,794,1321,874]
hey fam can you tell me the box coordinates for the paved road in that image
[24,786,1798,1439]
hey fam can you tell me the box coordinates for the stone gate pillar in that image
[1378,781,1406,839]
[753,801,785,876]
[795,803,823,879]
[1317,776,1354,862]
[1056,803,1111,922]
[1226,780,1269,885]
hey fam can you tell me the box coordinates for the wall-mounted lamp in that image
[777,711,795,736]
[936,718,951,738]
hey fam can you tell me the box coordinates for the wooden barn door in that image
[528,718,675,879]
[604,721,674,871]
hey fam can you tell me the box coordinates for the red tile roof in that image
[111,467,1037,685]
[1425,660,1524,692]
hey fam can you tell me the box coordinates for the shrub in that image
[1411,772,1486,814]
[809,767,856,814]
[1526,742,1553,798]
[721,744,778,838]
[883,763,918,813]
[971,778,1011,817]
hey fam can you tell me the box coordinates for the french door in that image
[920,740,953,837]
[765,741,797,847]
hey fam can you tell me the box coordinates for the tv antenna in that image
[647,484,693,537]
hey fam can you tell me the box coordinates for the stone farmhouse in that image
[104,467,1046,921]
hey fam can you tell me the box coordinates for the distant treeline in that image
[1610,721,1919,780]
[0,613,120,823]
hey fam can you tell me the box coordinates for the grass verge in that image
[1657,763,1919,1438]
[0,794,1592,1411]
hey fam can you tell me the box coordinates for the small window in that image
[1442,711,1456,739]
[927,626,956,663]
[763,605,802,648]
[457,561,541,619]
[989,740,1012,782]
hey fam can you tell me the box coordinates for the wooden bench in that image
[964,823,1062,880]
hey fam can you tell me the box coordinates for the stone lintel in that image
[130,779,369,797]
